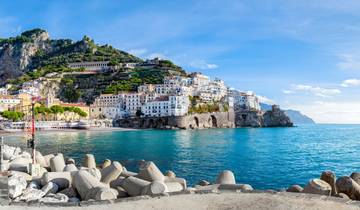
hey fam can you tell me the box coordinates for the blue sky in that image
[1,0,360,123]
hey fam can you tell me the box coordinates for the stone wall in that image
[114,111,235,129]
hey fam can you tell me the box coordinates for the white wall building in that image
[230,90,261,111]
[142,95,189,117]
[0,96,21,112]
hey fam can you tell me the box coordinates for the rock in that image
[337,193,350,199]
[165,170,176,178]
[59,187,78,198]
[137,161,164,182]
[216,170,236,184]
[41,182,59,195]
[320,171,337,195]
[65,158,75,165]
[100,161,123,184]
[218,184,253,191]
[64,164,78,172]
[102,159,111,169]
[3,145,16,160]
[197,180,210,186]
[8,173,27,199]
[115,186,128,198]
[350,172,360,185]
[83,154,96,169]
[8,171,32,181]
[39,193,69,203]
[17,188,45,202]
[336,176,360,200]
[9,157,32,172]
[120,176,151,197]
[286,185,303,193]
[28,181,40,189]
[20,151,32,159]
[69,197,81,203]
[303,179,332,196]
[43,154,55,167]
[110,176,126,188]
[142,181,168,195]
[120,170,138,178]
[73,170,117,201]
[42,172,72,190]
[35,151,46,167]
[50,154,65,172]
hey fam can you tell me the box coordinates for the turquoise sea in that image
[4,124,360,189]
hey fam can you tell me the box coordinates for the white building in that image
[90,94,124,119]
[230,90,261,111]
[142,95,189,117]
[0,88,8,95]
[69,61,111,72]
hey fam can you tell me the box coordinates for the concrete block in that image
[137,161,164,182]
[101,161,123,184]
[50,154,65,172]
[216,170,236,184]
[303,179,332,196]
[83,154,96,169]
[42,172,72,190]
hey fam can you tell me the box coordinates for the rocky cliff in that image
[235,105,293,127]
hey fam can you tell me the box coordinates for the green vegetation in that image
[188,103,220,114]
[35,105,87,118]
[0,111,25,121]
[59,78,81,103]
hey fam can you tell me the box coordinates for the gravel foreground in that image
[4,192,360,210]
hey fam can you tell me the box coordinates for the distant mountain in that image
[260,103,315,124]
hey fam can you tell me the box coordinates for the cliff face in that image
[0,29,50,82]
[235,105,293,127]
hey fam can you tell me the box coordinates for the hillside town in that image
[0,59,264,130]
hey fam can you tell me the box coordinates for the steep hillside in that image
[0,29,187,103]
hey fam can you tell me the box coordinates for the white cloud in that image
[146,52,168,60]
[337,54,360,71]
[292,84,341,98]
[257,95,275,104]
[282,89,295,94]
[341,78,360,87]
[188,59,218,70]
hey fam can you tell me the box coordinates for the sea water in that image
[5,124,360,189]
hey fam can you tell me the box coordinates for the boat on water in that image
[0,120,91,132]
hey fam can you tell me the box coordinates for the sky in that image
[1,0,360,123]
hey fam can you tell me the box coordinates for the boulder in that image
[41,182,59,195]
[50,154,65,172]
[8,171,32,181]
[320,171,337,195]
[17,188,45,202]
[28,181,40,189]
[142,181,168,195]
[137,161,164,182]
[120,176,151,197]
[59,187,78,198]
[303,179,332,196]
[165,170,176,178]
[43,154,55,168]
[197,180,210,186]
[336,176,360,200]
[9,157,32,172]
[3,145,16,160]
[286,185,303,193]
[35,151,47,167]
[216,170,236,184]
[39,193,69,203]
[350,172,360,185]
[8,173,27,199]
[72,170,117,201]
[64,164,78,172]
[65,158,76,165]
[83,154,96,169]
[101,161,123,184]
[20,151,32,159]
[42,172,72,190]
[102,159,111,169]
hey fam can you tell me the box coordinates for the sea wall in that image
[114,111,235,129]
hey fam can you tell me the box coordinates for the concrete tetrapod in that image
[137,161,165,182]
[216,170,236,184]
[43,154,55,168]
[72,170,117,201]
[35,151,46,168]
[286,185,304,193]
[320,171,337,195]
[83,154,96,169]
[350,172,360,185]
[63,164,78,172]
[102,159,111,169]
[142,181,168,195]
[42,172,72,190]
[336,176,360,200]
[100,161,123,184]
[120,176,151,197]
[303,179,332,196]
[50,154,66,172]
